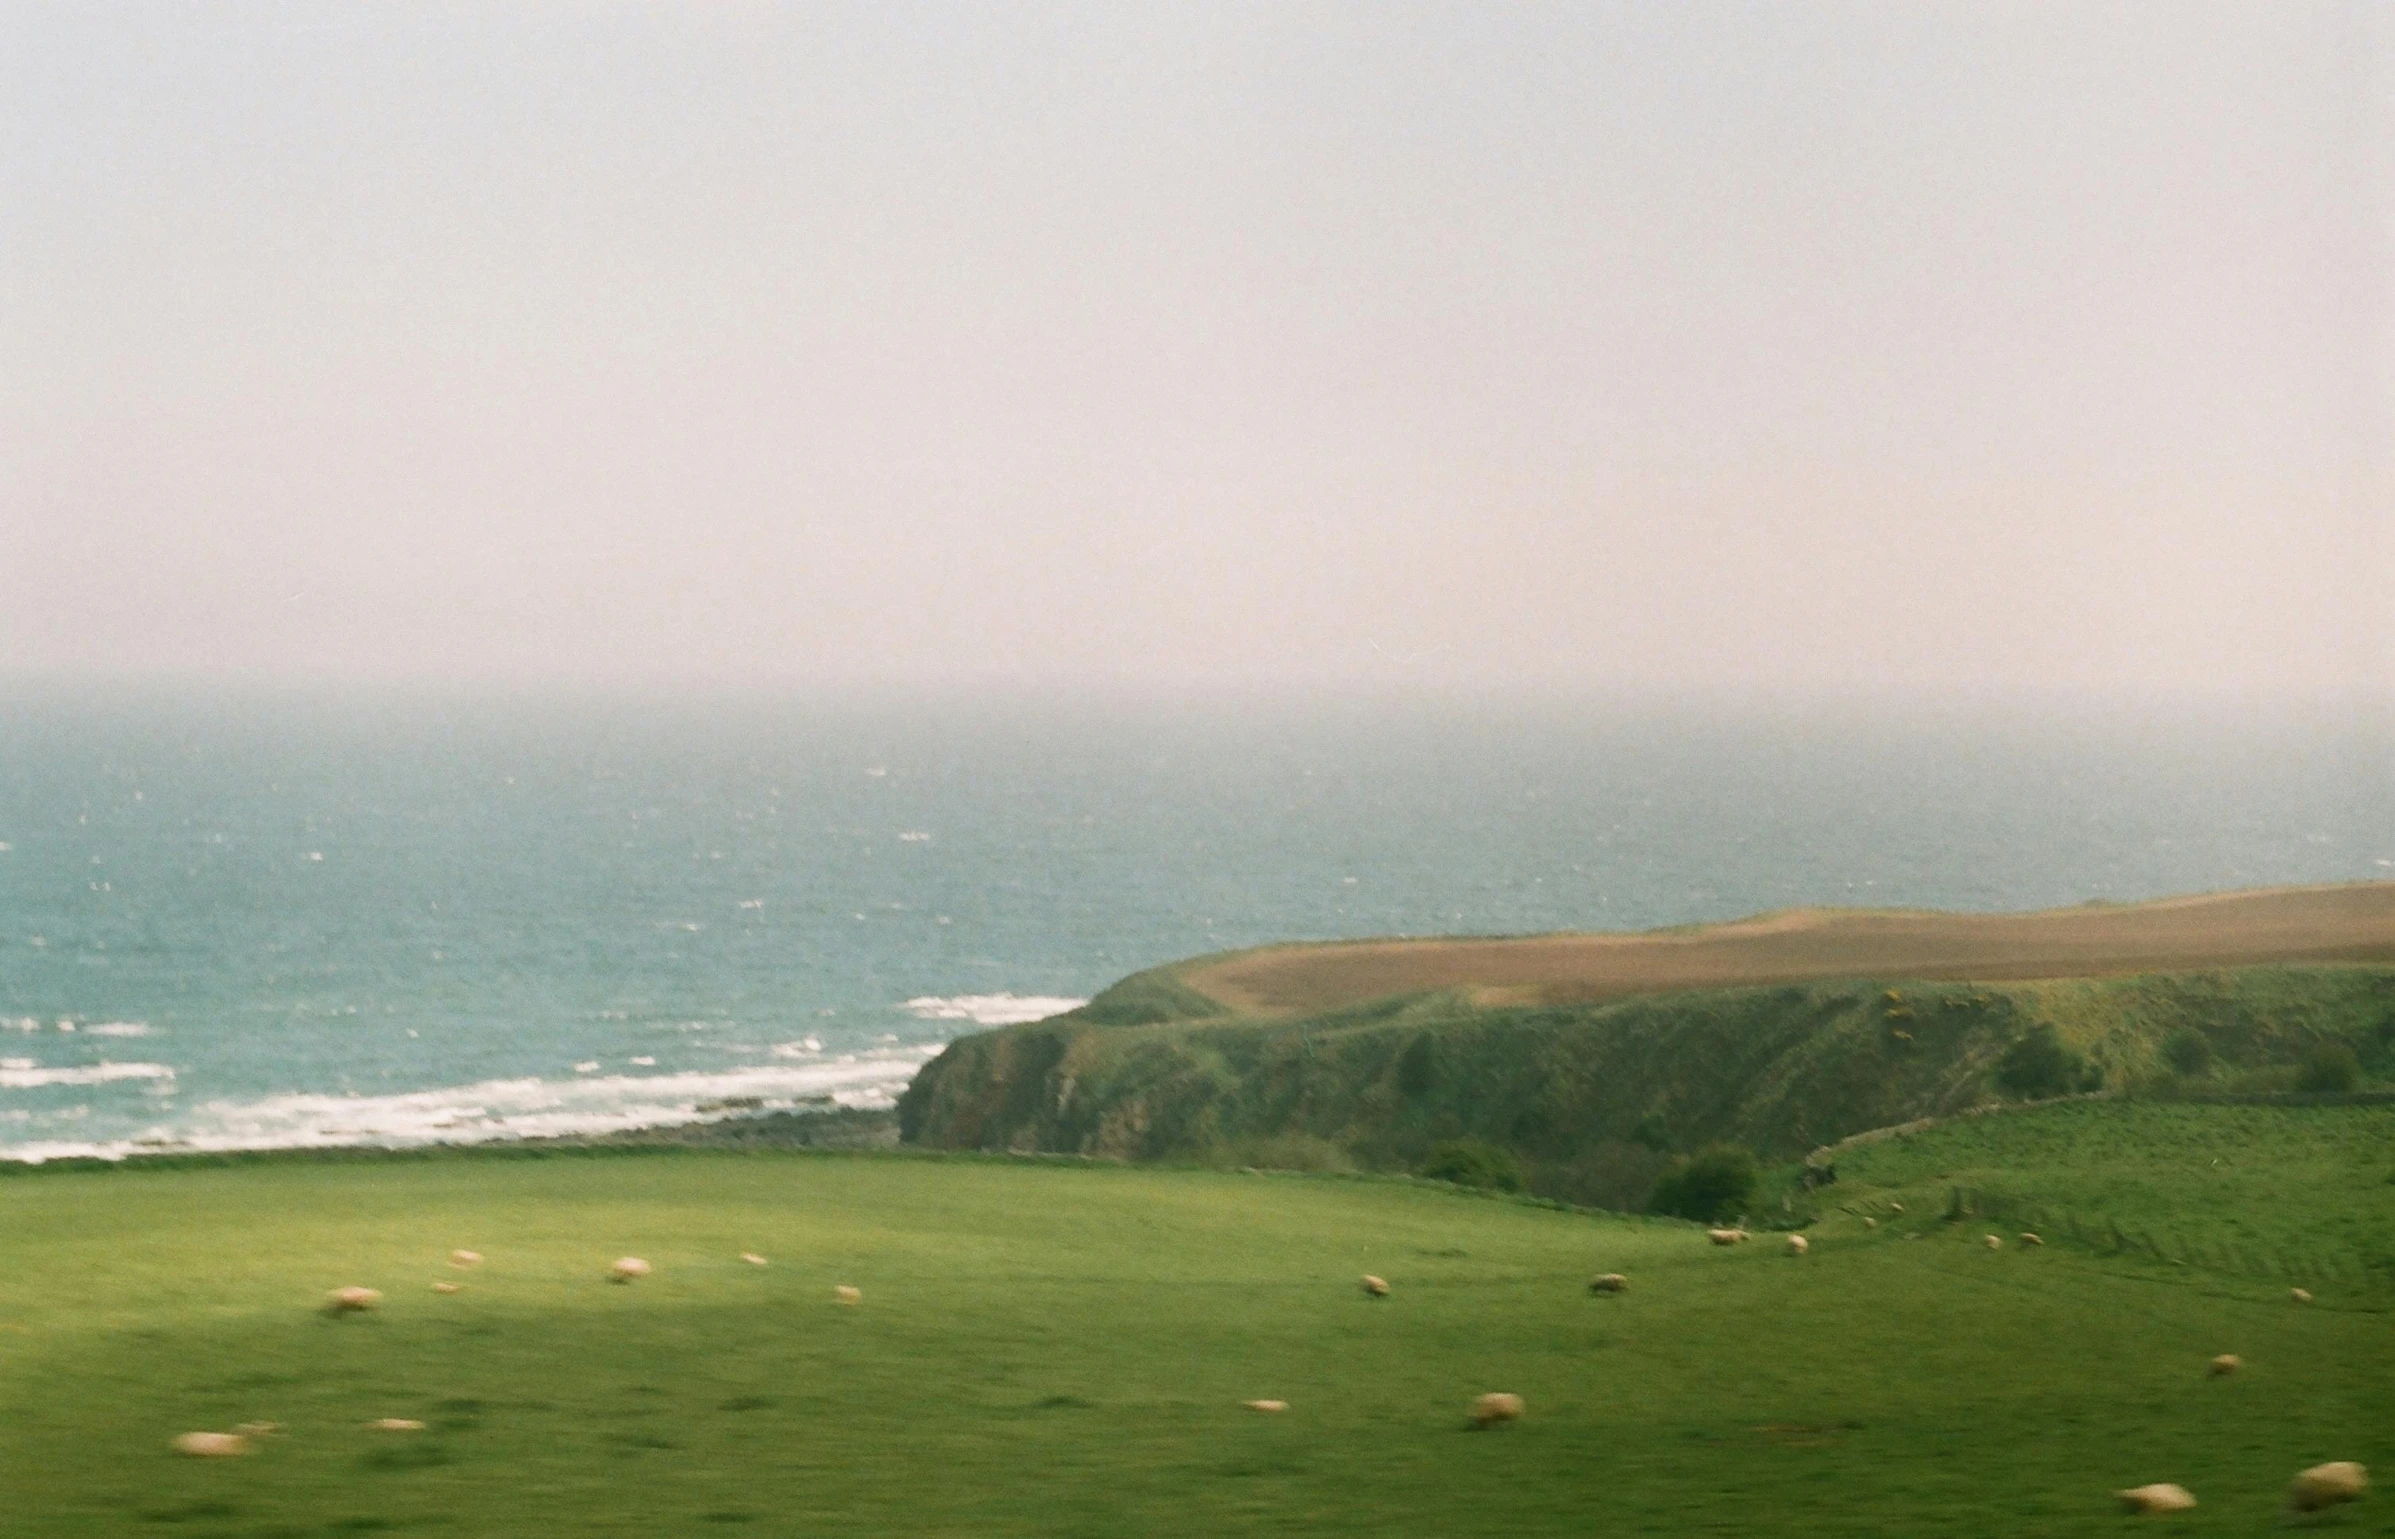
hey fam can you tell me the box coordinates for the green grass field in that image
[2,1130,2387,1538]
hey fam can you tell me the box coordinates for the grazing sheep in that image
[430,1282,462,1295]
[2115,1483,2197,1514]
[2206,1354,2241,1377]
[1588,1273,1629,1294]
[1361,1274,1391,1297]
[171,1432,249,1458]
[324,1286,382,1313]
[1983,1234,2003,1250]
[833,1285,861,1305]
[368,1419,426,1432]
[1243,1399,1288,1413]
[2287,1462,2368,1512]
[1861,1216,1877,1229]
[1707,1229,1744,1246]
[1888,1202,1904,1214]
[740,1252,768,1267]
[2019,1233,2044,1247]
[1470,1392,1524,1429]
[609,1257,650,1283]
[448,1249,482,1268]
[2289,1287,2312,1304]
[1785,1235,1809,1256]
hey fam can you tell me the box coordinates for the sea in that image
[1,687,2387,1163]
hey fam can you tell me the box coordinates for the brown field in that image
[1180,881,2395,1015]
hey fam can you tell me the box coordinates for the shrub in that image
[1645,1142,1759,1222]
[1420,1140,1524,1193]
[1996,1026,2099,1099]
[2161,1028,2214,1078]
[1397,1035,1439,1097]
[2297,1040,2362,1094]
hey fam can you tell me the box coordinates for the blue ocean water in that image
[0,688,2387,1161]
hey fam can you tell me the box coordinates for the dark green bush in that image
[2297,1040,2362,1094]
[1645,1142,1759,1222]
[1996,1026,2100,1099]
[1420,1140,1524,1193]
[1397,1035,1439,1097]
[2160,1028,2214,1078]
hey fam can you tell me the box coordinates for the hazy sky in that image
[3,3,2387,695]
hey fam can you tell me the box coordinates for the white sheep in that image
[1243,1399,1288,1413]
[2289,1287,2312,1304]
[1983,1234,2003,1250]
[1707,1229,1744,1246]
[325,1286,382,1313]
[1470,1392,1524,1429]
[171,1432,250,1458]
[609,1257,651,1283]
[2019,1232,2044,1247]
[430,1282,462,1295]
[1361,1274,1390,1297]
[2115,1483,2197,1513]
[740,1252,768,1267]
[368,1418,426,1432]
[1588,1273,1629,1294]
[2287,1462,2367,1512]
[448,1249,482,1269]
[2207,1354,2241,1377]
[1785,1235,1809,1256]
[833,1284,861,1305]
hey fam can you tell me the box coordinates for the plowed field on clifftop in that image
[1182,882,2395,1015]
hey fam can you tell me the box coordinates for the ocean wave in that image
[0,1056,923,1164]
[84,1022,153,1038]
[903,994,1085,1026]
[0,1061,177,1089]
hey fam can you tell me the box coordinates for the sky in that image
[2,2,2388,697]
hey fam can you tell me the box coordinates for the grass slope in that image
[3,1121,2387,1538]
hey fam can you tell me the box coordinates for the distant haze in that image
[3,3,2387,696]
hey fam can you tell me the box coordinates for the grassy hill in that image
[901,963,2395,1207]
[3,1108,2386,1537]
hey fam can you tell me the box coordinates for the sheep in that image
[2019,1232,2044,1247]
[1983,1234,2003,1250]
[2115,1483,2197,1514]
[609,1257,650,1283]
[2206,1354,2241,1377]
[448,1249,482,1269]
[324,1286,382,1313]
[1361,1274,1391,1297]
[368,1419,426,1432]
[1861,1216,1877,1229]
[1243,1399,1288,1413]
[740,1252,768,1267]
[1785,1235,1810,1256]
[1588,1273,1629,1294]
[833,1285,861,1305]
[171,1432,250,1458]
[2287,1462,2367,1513]
[2289,1287,2312,1305]
[1470,1392,1524,1429]
[1707,1229,1745,1246]
[430,1282,462,1295]
[1888,1202,1904,1213]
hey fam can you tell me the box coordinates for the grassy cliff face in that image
[899,966,2395,1207]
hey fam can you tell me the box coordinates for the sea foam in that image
[0,1061,176,1089]
[903,994,1085,1026]
[0,1056,919,1163]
